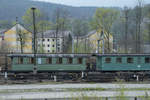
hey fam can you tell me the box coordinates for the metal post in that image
[81,71,84,78]
[54,75,57,82]
[31,7,37,75]
[124,7,129,53]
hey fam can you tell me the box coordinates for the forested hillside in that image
[0,0,98,21]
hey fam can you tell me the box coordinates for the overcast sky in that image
[35,0,150,7]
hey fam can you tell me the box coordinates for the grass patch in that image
[1,87,150,94]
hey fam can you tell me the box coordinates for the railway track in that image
[0,72,149,84]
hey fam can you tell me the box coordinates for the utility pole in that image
[31,7,37,75]
[124,7,129,53]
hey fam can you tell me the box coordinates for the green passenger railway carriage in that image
[8,54,90,72]
[3,53,150,81]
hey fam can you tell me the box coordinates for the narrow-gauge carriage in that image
[8,54,90,72]
[3,53,150,81]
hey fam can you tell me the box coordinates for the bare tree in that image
[135,0,143,53]
[17,29,28,53]
[53,8,71,53]
[124,7,129,53]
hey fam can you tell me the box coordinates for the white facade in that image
[37,30,72,53]
[38,38,63,53]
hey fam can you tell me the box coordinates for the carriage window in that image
[78,58,82,64]
[18,57,23,64]
[46,58,52,64]
[116,58,122,63]
[105,58,111,63]
[57,58,62,64]
[127,58,133,63]
[38,58,41,64]
[29,58,34,64]
[68,58,73,64]
[145,57,150,63]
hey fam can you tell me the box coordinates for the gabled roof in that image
[74,30,113,40]
[37,30,72,38]
[4,23,32,33]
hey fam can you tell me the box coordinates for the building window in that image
[105,58,111,63]
[42,39,45,41]
[48,45,50,47]
[46,58,52,64]
[57,58,62,64]
[52,39,55,41]
[47,39,49,41]
[48,50,50,52]
[116,58,122,63]
[29,58,34,64]
[145,57,150,63]
[127,58,133,63]
[18,57,23,64]
[52,45,55,47]
[68,58,73,64]
[78,58,82,64]
[52,50,55,53]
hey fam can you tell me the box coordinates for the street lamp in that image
[31,7,37,75]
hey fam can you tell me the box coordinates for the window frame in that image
[116,57,122,63]
[78,58,83,64]
[28,57,34,64]
[46,58,52,64]
[127,57,133,63]
[68,58,73,64]
[105,57,111,63]
[18,57,23,64]
[145,57,150,63]
[56,58,62,64]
